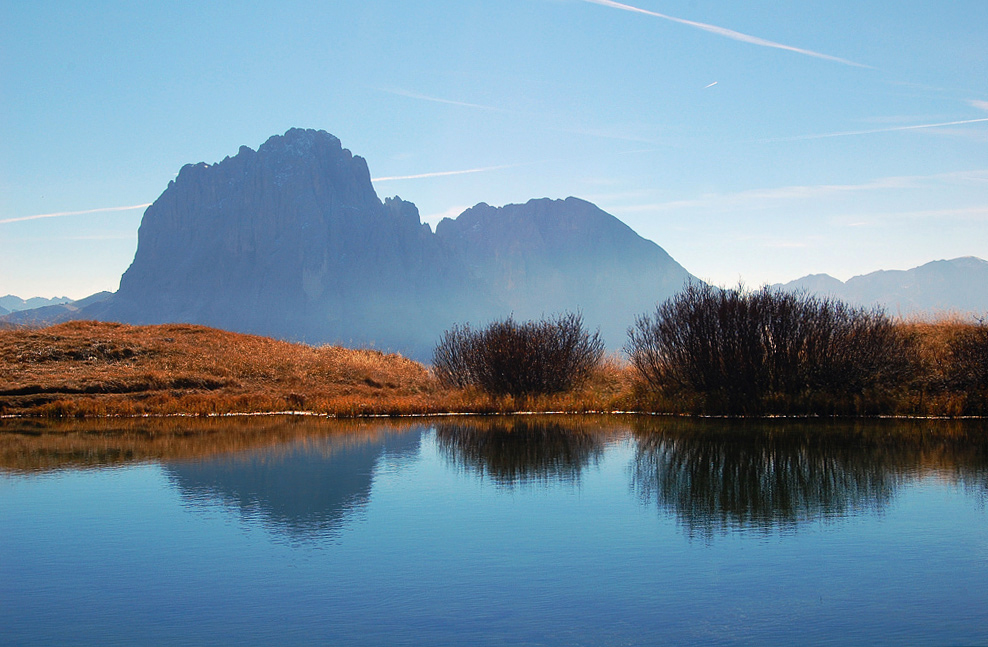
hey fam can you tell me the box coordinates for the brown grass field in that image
[1,319,985,420]
[0,321,633,418]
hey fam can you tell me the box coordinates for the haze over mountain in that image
[1,292,112,326]
[5,127,984,341]
[435,197,692,347]
[0,295,72,313]
[75,128,695,358]
[776,257,988,316]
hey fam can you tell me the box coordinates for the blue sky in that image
[2,0,986,299]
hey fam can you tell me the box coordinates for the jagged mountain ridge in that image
[79,128,695,358]
[775,257,988,315]
[89,129,497,355]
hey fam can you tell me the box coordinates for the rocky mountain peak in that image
[257,128,341,159]
[82,129,697,357]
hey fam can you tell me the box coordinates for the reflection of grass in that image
[1,319,987,418]
[0,416,421,472]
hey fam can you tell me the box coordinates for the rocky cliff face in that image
[96,129,491,355]
[87,129,695,357]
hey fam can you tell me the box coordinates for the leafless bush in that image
[945,318,988,391]
[626,283,911,413]
[433,313,605,397]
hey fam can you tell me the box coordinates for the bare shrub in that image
[626,283,911,413]
[945,318,988,391]
[433,313,605,397]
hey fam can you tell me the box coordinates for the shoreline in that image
[3,320,987,419]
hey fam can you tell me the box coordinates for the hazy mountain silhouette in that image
[0,295,72,313]
[436,197,695,350]
[74,128,694,357]
[1,292,111,326]
[84,129,497,357]
[776,257,988,316]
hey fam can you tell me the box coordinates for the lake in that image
[2,415,986,646]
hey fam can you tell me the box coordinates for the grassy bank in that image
[0,321,630,418]
[0,319,985,419]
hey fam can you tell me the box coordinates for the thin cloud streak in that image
[582,0,869,68]
[768,117,988,142]
[378,88,511,113]
[372,165,513,182]
[0,203,151,225]
[611,169,988,213]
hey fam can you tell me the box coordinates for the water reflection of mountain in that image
[164,429,422,540]
[434,417,616,486]
[631,418,988,536]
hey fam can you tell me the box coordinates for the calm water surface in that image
[1,415,986,646]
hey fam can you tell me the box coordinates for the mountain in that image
[776,257,988,316]
[86,129,493,356]
[1,292,112,326]
[77,128,695,358]
[0,295,72,312]
[436,197,694,347]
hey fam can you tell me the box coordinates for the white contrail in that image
[372,165,512,182]
[378,88,511,113]
[582,0,870,68]
[771,117,988,141]
[0,203,151,225]
[703,81,718,89]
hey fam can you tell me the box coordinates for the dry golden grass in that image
[896,317,988,416]
[0,321,638,418]
[0,321,449,417]
[2,319,985,419]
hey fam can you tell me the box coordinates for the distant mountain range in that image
[774,257,988,316]
[4,128,984,353]
[1,292,113,326]
[0,295,72,315]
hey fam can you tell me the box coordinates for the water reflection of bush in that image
[631,418,988,536]
[434,416,621,486]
